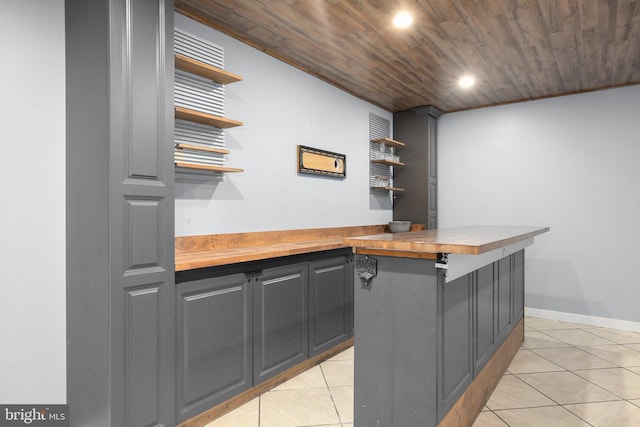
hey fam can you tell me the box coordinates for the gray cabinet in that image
[176,273,252,423]
[355,251,526,425]
[175,250,353,419]
[512,250,525,319]
[309,255,353,357]
[437,272,474,420]
[474,262,497,373]
[254,262,309,383]
[496,256,513,343]
[392,106,442,228]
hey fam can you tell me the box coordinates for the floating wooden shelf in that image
[175,106,243,128]
[371,137,405,148]
[370,186,405,192]
[175,143,229,155]
[371,159,405,167]
[175,162,244,173]
[175,53,243,84]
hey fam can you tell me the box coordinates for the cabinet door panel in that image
[497,257,512,343]
[309,256,350,356]
[254,263,308,383]
[176,273,251,422]
[512,250,525,320]
[475,263,496,373]
[438,272,473,420]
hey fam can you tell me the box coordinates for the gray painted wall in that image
[0,0,66,403]
[174,14,394,236]
[439,85,640,324]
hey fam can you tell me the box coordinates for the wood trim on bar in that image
[439,317,524,427]
[177,338,354,427]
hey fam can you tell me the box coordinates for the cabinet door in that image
[254,263,309,383]
[496,256,512,344]
[438,272,473,420]
[512,250,525,320]
[309,256,350,357]
[176,272,252,423]
[475,263,496,374]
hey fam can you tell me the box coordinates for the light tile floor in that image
[205,317,640,427]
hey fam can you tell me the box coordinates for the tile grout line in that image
[319,362,344,426]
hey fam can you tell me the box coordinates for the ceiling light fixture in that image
[393,11,413,29]
[458,75,475,89]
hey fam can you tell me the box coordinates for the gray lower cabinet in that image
[474,262,497,374]
[437,272,474,420]
[512,250,525,319]
[309,256,353,357]
[176,272,252,423]
[176,250,353,421]
[253,262,309,383]
[496,255,513,343]
[354,250,526,426]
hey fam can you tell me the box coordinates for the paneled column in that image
[66,0,175,425]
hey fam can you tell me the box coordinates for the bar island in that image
[343,225,549,427]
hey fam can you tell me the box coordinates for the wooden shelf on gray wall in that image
[370,186,405,192]
[175,142,230,155]
[371,137,406,148]
[175,162,244,173]
[175,106,243,129]
[371,159,405,167]
[175,53,243,84]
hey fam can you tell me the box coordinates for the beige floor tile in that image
[507,348,564,373]
[543,329,615,346]
[628,366,640,375]
[260,388,340,427]
[327,346,354,361]
[472,411,508,426]
[321,359,354,387]
[525,317,589,331]
[330,385,354,423]
[630,399,640,408]
[517,371,620,404]
[585,327,640,344]
[485,375,556,410]
[578,344,640,367]
[574,368,640,399]
[564,400,640,427]
[531,346,616,370]
[495,406,591,426]
[272,365,327,391]
[625,343,640,353]
[204,398,259,427]
[523,331,571,349]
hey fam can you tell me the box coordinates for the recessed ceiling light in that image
[393,11,413,29]
[458,75,475,88]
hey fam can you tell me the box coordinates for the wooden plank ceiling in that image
[176,0,640,113]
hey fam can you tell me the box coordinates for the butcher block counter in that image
[343,225,550,255]
[175,224,426,271]
[347,225,549,427]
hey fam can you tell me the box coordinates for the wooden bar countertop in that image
[343,225,550,256]
[175,224,426,272]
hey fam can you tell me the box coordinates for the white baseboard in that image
[525,307,640,332]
